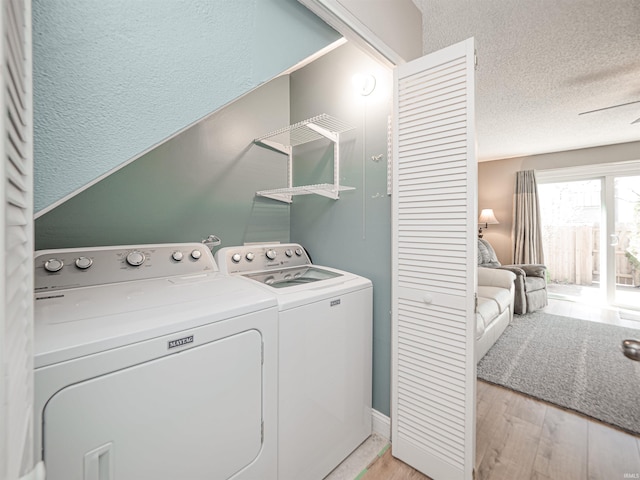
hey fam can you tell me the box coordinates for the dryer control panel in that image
[216,243,311,274]
[35,243,217,292]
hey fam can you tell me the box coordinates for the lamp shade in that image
[478,208,499,225]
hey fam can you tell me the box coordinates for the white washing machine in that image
[215,243,373,480]
[34,243,278,480]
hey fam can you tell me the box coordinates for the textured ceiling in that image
[413,0,640,161]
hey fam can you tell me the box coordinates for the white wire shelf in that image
[256,184,356,203]
[255,114,354,149]
[254,114,355,203]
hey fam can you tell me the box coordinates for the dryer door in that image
[43,329,263,480]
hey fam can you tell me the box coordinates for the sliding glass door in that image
[538,180,602,302]
[538,165,640,311]
[613,175,640,308]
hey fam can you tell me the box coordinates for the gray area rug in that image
[477,311,640,435]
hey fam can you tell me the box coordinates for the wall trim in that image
[371,409,391,440]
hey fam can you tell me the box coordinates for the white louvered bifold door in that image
[0,0,34,479]
[391,38,477,480]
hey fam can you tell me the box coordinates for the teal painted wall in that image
[289,44,393,415]
[33,0,340,213]
[35,76,291,250]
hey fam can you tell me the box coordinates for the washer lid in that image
[34,274,277,368]
[243,266,343,288]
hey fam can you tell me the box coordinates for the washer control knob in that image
[126,251,145,266]
[44,258,64,272]
[266,249,277,260]
[295,248,303,257]
[75,256,93,269]
[246,252,255,261]
[191,249,202,260]
[285,249,293,257]
[231,253,242,263]
[172,251,184,262]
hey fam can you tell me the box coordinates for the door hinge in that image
[261,421,264,443]
[474,292,478,311]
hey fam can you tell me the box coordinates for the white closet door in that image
[391,38,477,480]
[0,0,34,479]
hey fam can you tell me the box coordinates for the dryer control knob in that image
[126,251,145,266]
[245,252,255,261]
[75,256,93,269]
[285,249,293,257]
[231,253,242,263]
[172,251,184,262]
[266,249,277,260]
[295,248,303,257]
[191,249,202,260]
[44,258,64,272]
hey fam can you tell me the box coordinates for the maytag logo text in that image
[168,335,194,349]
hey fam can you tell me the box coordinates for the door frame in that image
[296,4,477,479]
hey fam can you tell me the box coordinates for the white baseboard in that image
[371,409,391,440]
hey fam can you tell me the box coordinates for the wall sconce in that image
[478,208,499,238]
[352,73,376,96]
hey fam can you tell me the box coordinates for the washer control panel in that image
[35,243,217,293]
[215,243,311,274]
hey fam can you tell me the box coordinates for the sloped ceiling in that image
[413,0,640,161]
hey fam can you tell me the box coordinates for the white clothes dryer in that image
[215,243,373,480]
[34,243,278,480]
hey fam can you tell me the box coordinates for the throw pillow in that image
[478,238,501,267]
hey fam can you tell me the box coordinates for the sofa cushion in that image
[477,286,512,314]
[476,297,499,337]
[525,276,546,293]
[478,266,516,289]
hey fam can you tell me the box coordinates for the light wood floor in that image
[364,381,640,480]
[362,299,640,480]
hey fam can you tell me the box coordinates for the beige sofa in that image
[476,266,516,362]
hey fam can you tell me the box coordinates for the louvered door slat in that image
[399,232,466,243]
[7,119,26,161]
[392,39,476,480]
[400,98,466,124]
[1,0,35,478]
[398,387,465,425]
[400,115,466,136]
[7,88,26,134]
[6,200,26,225]
[7,134,26,174]
[7,160,26,193]
[399,401,464,440]
[400,118,466,139]
[7,178,26,208]
[5,58,25,109]
[5,3,25,91]
[398,62,466,102]
[7,222,26,249]
[400,57,466,86]
[398,399,465,443]
[399,90,467,120]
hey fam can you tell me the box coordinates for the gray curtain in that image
[512,170,544,264]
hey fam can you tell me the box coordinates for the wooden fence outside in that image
[542,225,639,286]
